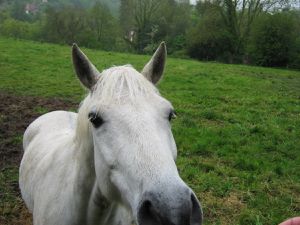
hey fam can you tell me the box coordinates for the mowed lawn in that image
[0,37,299,225]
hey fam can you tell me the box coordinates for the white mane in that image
[75,65,159,146]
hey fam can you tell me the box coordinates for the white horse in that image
[19,43,203,225]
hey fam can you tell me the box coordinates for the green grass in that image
[0,37,300,225]
[0,167,23,220]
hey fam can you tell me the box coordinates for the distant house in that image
[25,3,38,15]
[25,0,48,15]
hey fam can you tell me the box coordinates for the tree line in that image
[0,0,299,68]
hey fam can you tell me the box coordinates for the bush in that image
[248,13,296,68]
[40,4,120,51]
[166,34,186,54]
[0,18,41,40]
[289,11,300,69]
[289,36,300,69]
[186,8,233,62]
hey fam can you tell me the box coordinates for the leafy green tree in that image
[187,0,295,62]
[0,18,40,39]
[119,0,134,35]
[10,0,29,21]
[87,2,120,50]
[155,0,191,54]
[217,0,292,58]
[120,0,162,52]
[42,6,87,45]
[248,12,296,67]
[120,0,192,53]
[288,10,300,69]
[186,1,232,61]
[90,2,110,42]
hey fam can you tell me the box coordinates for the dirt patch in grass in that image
[0,92,77,168]
[0,92,77,225]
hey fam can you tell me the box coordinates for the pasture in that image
[0,37,299,225]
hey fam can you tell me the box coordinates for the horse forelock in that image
[93,65,159,104]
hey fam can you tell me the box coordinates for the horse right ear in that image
[72,44,100,90]
[141,42,167,85]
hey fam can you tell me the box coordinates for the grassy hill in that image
[0,37,299,225]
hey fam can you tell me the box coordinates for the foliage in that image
[288,10,300,69]
[0,38,300,225]
[186,1,233,62]
[0,18,40,40]
[217,0,292,57]
[187,0,300,67]
[0,1,123,51]
[41,3,121,50]
[155,1,191,53]
[120,0,191,53]
[120,0,163,53]
[41,6,87,45]
[9,0,28,21]
[248,12,298,67]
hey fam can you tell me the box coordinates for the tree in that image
[154,0,191,54]
[88,2,120,50]
[90,2,110,42]
[186,1,232,61]
[120,0,161,52]
[9,0,29,21]
[120,0,134,35]
[120,0,191,53]
[248,12,297,67]
[42,6,87,45]
[220,0,292,56]
[189,0,294,62]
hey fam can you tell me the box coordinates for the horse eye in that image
[168,110,177,121]
[88,112,104,128]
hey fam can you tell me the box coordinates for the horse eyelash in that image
[88,112,104,128]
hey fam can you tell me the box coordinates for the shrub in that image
[186,9,233,62]
[0,18,41,40]
[248,13,296,68]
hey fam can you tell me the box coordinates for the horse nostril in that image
[140,200,152,215]
[138,199,161,225]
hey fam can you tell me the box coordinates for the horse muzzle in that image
[136,185,203,225]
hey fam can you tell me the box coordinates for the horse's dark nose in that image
[137,188,203,225]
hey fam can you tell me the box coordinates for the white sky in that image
[190,0,198,5]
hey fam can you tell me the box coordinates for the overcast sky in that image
[190,0,198,5]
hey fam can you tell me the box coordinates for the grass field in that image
[0,37,299,225]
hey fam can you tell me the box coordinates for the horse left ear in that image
[72,43,100,90]
[141,42,167,85]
